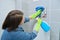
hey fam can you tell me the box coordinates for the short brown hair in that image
[2,10,23,31]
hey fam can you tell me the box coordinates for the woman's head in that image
[2,10,24,31]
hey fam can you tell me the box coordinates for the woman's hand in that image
[33,18,42,32]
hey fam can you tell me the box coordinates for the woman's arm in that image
[24,17,30,23]
[29,10,42,19]
[24,10,42,23]
[33,18,42,33]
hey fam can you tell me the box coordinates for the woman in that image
[1,10,42,40]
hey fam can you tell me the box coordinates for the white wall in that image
[0,0,15,39]
[49,0,60,40]
[15,0,22,11]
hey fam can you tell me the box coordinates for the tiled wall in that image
[49,0,60,40]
